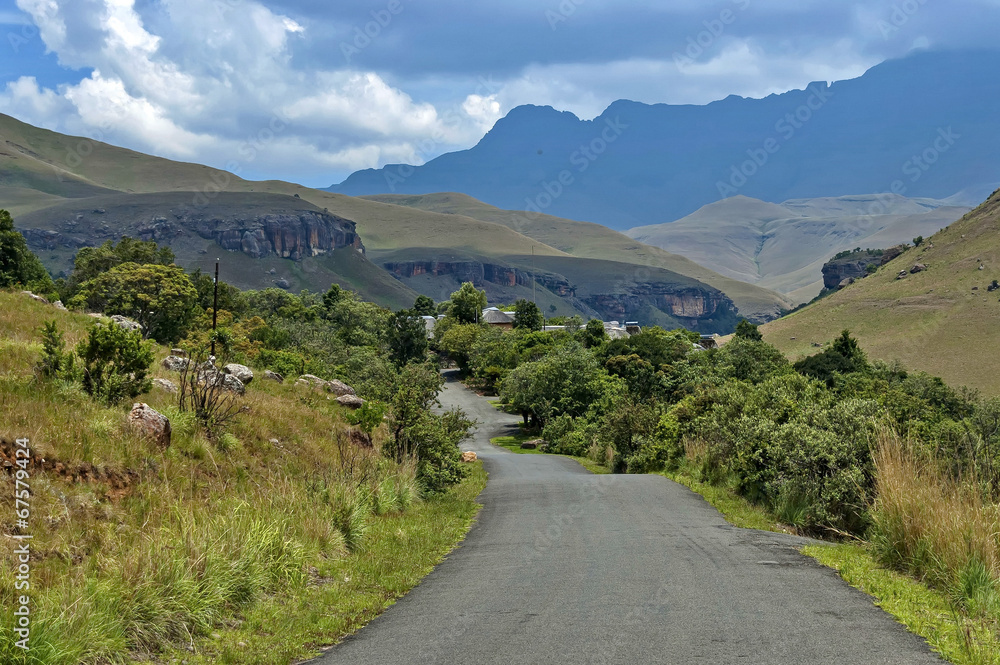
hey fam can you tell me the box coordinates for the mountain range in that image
[330,50,1000,231]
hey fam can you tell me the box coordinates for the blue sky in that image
[1,0,998,187]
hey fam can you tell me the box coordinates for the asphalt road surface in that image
[315,372,940,665]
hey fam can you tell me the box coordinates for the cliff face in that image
[821,250,885,290]
[585,286,731,323]
[17,193,365,262]
[384,261,571,294]
[190,212,363,260]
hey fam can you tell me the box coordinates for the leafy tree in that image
[513,299,543,331]
[794,330,868,386]
[437,323,483,372]
[189,268,245,316]
[449,282,487,324]
[67,236,175,295]
[913,236,924,247]
[0,209,56,298]
[579,319,607,348]
[602,327,692,369]
[77,323,154,405]
[413,294,436,316]
[600,396,660,473]
[605,353,662,400]
[73,262,198,343]
[831,329,866,366]
[733,319,763,342]
[388,309,429,366]
[715,337,791,384]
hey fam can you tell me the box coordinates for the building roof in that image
[481,307,514,324]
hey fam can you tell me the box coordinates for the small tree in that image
[178,348,243,434]
[412,294,436,316]
[513,299,543,331]
[449,282,487,324]
[74,262,198,342]
[913,236,924,247]
[579,319,607,348]
[388,309,429,366]
[36,321,75,380]
[0,209,56,298]
[77,323,154,405]
[733,319,763,342]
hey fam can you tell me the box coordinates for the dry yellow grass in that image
[763,190,1000,394]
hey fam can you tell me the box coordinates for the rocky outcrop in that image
[822,252,882,290]
[222,363,254,385]
[128,403,171,449]
[584,286,733,325]
[325,379,356,397]
[880,244,908,266]
[336,394,364,409]
[162,356,190,372]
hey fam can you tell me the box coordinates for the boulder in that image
[53,300,67,310]
[879,245,908,266]
[910,264,927,274]
[298,374,326,386]
[110,315,142,333]
[521,439,544,450]
[461,451,478,463]
[128,403,171,449]
[21,290,49,304]
[837,277,855,289]
[325,379,356,396]
[336,394,364,409]
[264,370,284,382]
[275,278,290,289]
[222,363,254,385]
[218,373,246,395]
[153,378,178,394]
[162,355,190,372]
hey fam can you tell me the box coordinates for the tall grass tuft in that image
[870,430,1000,617]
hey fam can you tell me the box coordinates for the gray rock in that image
[21,290,49,304]
[162,356,190,372]
[222,363,254,385]
[910,264,927,274]
[336,394,364,409]
[325,379,356,396]
[110,315,142,333]
[298,374,326,387]
[153,378,178,394]
[275,278,291,289]
[264,370,284,382]
[128,403,171,449]
[521,439,544,450]
[53,300,67,310]
[201,370,245,395]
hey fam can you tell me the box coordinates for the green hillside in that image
[362,192,794,322]
[763,189,1000,394]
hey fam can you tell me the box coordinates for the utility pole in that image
[210,259,219,358]
[531,245,536,305]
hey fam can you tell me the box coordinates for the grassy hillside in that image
[0,290,485,664]
[763,189,1000,394]
[362,192,794,321]
[627,194,968,301]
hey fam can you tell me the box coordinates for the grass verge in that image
[489,435,610,475]
[157,464,489,665]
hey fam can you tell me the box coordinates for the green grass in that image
[805,544,1000,665]
[489,434,610,474]
[659,466,787,533]
[157,464,488,665]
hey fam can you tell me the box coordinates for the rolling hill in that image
[0,113,778,329]
[627,195,969,302]
[330,50,1000,230]
[762,189,1000,394]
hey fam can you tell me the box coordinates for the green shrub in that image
[76,323,154,406]
[36,320,75,380]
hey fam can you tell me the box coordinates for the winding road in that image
[315,373,940,664]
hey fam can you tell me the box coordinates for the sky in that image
[1,0,999,188]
